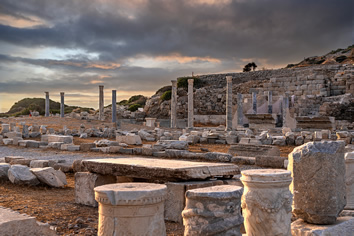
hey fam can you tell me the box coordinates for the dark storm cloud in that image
[0,53,121,72]
[0,0,352,66]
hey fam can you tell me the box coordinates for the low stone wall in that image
[194,115,225,126]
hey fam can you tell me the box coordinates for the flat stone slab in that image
[228,144,280,157]
[0,206,56,236]
[82,157,239,181]
[291,217,354,236]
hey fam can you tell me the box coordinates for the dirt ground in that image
[0,173,185,236]
[0,116,296,235]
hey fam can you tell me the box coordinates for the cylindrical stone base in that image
[345,152,354,210]
[241,169,292,236]
[182,185,244,236]
[94,183,167,236]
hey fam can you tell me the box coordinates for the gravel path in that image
[0,146,115,163]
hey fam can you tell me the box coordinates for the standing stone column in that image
[60,92,64,118]
[187,79,194,129]
[170,80,177,128]
[22,124,29,138]
[112,90,117,124]
[182,185,244,235]
[267,91,273,114]
[288,141,346,224]
[99,85,104,121]
[225,76,233,131]
[94,183,167,236]
[237,93,243,127]
[344,152,354,210]
[45,92,49,117]
[282,93,289,127]
[241,169,293,236]
[250,89,258,114]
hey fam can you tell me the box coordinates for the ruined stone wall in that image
[262,65,353,97]
[144,64,354,121]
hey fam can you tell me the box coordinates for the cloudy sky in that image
[0,0,353,112]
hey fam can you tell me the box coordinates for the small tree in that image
[250,62,257,71]
[243,64,251,72]
[243,62,257,72]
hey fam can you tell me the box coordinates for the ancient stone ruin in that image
[0,63,353,235]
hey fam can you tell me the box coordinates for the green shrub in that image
[128,95,144,103]
[156,86,172,95]
[118,100,128,105]
[177,77,203,89]
[160,90,172,101]
[128,104,142,112]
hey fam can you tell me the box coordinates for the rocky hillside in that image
[0,98,93,117]
[286,45,354,68]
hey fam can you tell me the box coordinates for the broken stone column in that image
[241,169,293,236]
[112,90,117,124]
[60,92,64,118]
[237,93,243,127]
[225,76,233,131]
[182,185,244,235]
[251,89,257,114]
[171,80,177,129]
[94,183,167,236]
[345,152,354,210]
[267,91,273,114]
[45,92,49,117]
[99,85,104,121]
[288,141,346,224]
[187,79,194,129]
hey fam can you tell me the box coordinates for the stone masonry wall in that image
[144,64,354,120]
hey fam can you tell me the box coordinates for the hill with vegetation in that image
[0,98,93,117]
[286,44,354,68]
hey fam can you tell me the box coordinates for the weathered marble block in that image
[228,144,280,157]
[75,172,116,207]
[82,158,239,181]
[0,163,10,181]
[116,134,142,145]
[4,156,25,163]
[288,141,346,224]
[165,180,224,223]
[255,155,287,168]
[0,206,56,236]
[8,165,40,186]
[182,185,244,236]
[94,183,167,236]
[345,152,354,210]
[31,167,67,188]
[291,217,354,236]
[241,169,292,236]
[47,135,73,144]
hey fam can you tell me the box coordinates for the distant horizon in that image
[1,0,353,112]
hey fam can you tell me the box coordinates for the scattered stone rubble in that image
[1,156,68,188]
